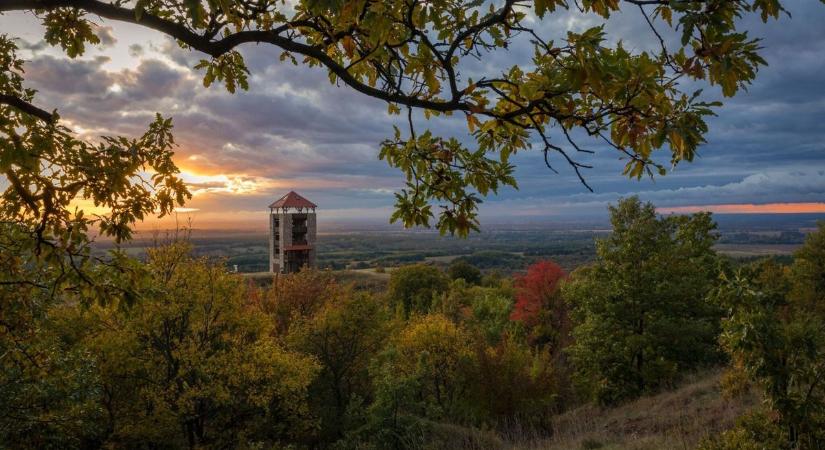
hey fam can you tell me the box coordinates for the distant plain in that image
[93,213,825,275]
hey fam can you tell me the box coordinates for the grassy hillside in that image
[420,370,757,450]
[527,371,757,450]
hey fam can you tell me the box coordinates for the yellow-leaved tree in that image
[44,243,320,448]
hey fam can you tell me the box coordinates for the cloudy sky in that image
[2,2,824,230]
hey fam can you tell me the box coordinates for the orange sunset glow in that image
[659,203,825,214]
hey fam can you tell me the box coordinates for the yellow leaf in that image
[342,36,356,59]
[657,6,673,26]
[466,114,481,132]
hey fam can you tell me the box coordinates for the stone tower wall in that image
[306,212,317,267]
[270,210,316,273]
[268,213,275,272]
[269,191,317,272]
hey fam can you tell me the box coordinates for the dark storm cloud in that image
[482,1,825,216]
[21,38,398,183]
[26,55,113,94]
[26,56,192,109]
[197,88,388,145]
[119,60,191,101]
[133,42,404,181]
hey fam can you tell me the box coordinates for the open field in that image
[93,228,603,274]
[92,222,817,277]
[714,243,801,257]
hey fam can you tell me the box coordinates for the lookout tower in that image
[268,191,317,273]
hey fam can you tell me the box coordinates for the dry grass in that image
[506,370,757,450]
[408,370,756,450]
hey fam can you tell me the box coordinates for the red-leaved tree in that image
[511,261,566,325]
[511,261,570,349]
[510,260,575,406]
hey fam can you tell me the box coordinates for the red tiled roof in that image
[284,244,313,251]
[269,191,317,209]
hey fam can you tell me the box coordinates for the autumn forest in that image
[3,0,825,448]
[3,197,825,448]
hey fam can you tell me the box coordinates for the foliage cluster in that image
[564,197,724,405]
[0,240,567,448]
[3,190,825,449]
[700,223,825,449]
[7,197,798,449]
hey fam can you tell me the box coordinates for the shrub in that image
[388,264,449,315]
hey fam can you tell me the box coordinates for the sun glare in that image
[178,171,274,195]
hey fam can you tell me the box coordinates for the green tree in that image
[388,263,449,315]
[71,243,320,447]
[373,314,477,422]
[430,277,513,328]
[260,267,342,334]
[468,290,513,344]
[789,221,825,316]
[0,37,188,445]
[448,259,483,285]
[564,197,722,404]
[708,224,825,449]
[0,35,189,282]
[473,335,558,424]
[2,0,814,235]
[0,225,105,448]
[430,278,474,322]
[287,291,392,444]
